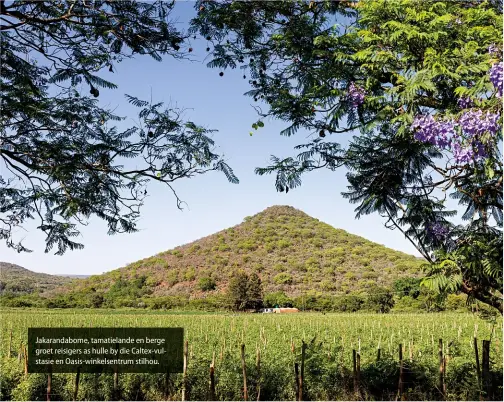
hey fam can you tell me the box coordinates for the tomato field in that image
[0,309,502,401]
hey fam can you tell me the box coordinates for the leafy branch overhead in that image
[192,0,503,313]
[0,1,238,254]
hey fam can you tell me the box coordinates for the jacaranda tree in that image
[0,1,238,255]
[192,0,503,312]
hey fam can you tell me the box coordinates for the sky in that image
[0,1,428,276]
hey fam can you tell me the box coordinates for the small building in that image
[258,307,299,314]
[274,307,299,313]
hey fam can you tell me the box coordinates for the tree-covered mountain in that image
[0,262,74,294]
[59,206,424,302]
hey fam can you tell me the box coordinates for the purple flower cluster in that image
[426,223,449,241]
[452,141,487,164]
[348,82,366,107]
[411,115,455,148]
[488,44,499,56]
[489,62,503,98]
[411,110,500,164]
[457,97,474,109]
[459,109,500,137]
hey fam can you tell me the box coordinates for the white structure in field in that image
[261,308,299,313]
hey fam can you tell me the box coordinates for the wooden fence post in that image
[398,344,404,401]
[8,329,12,358]
[47,364,52,402]
[299,341,306,402]
[164,371,170,401]
[256,348,261,401]
[113,368,119,400]
[73,366,81,401]
[23,345,28,377]
[482,340,491,400]
[438,339,445,400]
[474,338,482,399]
[356,350,361,399]
[241,344,248,401]
[294,363,300,401]
[353,349,358,399]
[209,364,216,401]
[182,340,188,402]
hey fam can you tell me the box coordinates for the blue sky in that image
[1,1,426,275]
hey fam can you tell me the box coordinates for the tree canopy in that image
[0,0,238,255]
[192,0,503,313]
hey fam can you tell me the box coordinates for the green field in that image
[0,309,502,401]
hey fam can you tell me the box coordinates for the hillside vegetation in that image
[57,206,425,302]
[0,262,73,294]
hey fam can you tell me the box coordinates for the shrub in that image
[264,291,293,307]
[277,239,291,249]
[274,273,293,285]
[184,268,196,281]
[198,277,217,291]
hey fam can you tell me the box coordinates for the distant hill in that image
[0,262,75,294]
[62,205,424,300]
[60,275,91,279]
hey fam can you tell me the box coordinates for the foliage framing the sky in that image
[0,0,238,255]
[191,0,503,312]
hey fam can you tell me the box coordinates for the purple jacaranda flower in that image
[457,97,474,109]
[348,82,366,107]
[426,222,449,241]
[489,62,503,98]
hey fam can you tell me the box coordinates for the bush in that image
[264,291,293,308]
[333,294,364,312]
[273,273,293,285]
[364,286,394,313]
[198,276,217,291]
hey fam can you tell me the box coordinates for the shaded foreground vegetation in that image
[0,309,502,401]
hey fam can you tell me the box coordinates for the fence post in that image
[294,363,300,401]
[438,339,445,400]
[209,364,216,401]
[398,344,404,401]
[113,368,119,400]
[482,340,491,400]
[47,364,52,402]
[182,340,188,401]
[73,366,81,401]
[256,348,261,401]
[300,341,306,402]
[23,345,28,377]
[241,344,248,401]
[353,349,358,399]
[357,350,361,399]
[8,329,12,358]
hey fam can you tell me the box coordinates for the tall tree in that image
[227,270,249,311]
[247,272,263,310]
[365,286,394,313]
[0,0,238,255]
[192,0,503,313]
